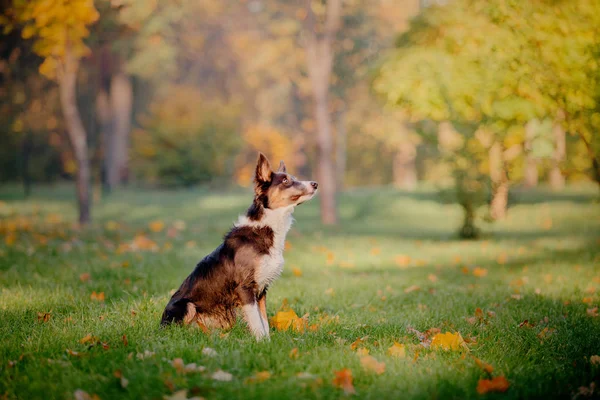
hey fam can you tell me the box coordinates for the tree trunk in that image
[459,197,478,239]
[489,141,509,220]
[304,0,342,225]
[393,142,417,190]
[97,88,113,193]
[21,131,32,198]
[523,121,538,188]
[336,107,346,191]
[549,122,565,190]
[58,48,90,225]
[110,71,133,185]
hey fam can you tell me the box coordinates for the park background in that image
[1,0,599,399]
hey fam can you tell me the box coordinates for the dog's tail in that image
[160,298,197,326]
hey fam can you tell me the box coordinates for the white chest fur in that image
[236,206,294,292]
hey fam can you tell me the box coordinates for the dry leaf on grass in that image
[90,291,105,302]
[332,368,356,395]
[163,390,203,400]
[211,369,233,381]
[74,389,101,400]
[404,285,420,294]
[37,311,51,323]
[472,267,488,277]
[289,348,299,359]
[476,376,510,394]
[292,267,303,277]
[245,371,271,384]
[473,357,494,374]
[430,332,469,352]
[388,342,406,358]
[587,307,598,317]
[270,309,308,332]
[360,355,386,374]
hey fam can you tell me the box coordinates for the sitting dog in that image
[161,153,318,340]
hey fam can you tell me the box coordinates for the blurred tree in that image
[302,0,342,225]
[3,0,99,224]
[131,85,241,187]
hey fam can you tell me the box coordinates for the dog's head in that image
[254,152,318,210]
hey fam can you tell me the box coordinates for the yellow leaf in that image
[430,332,469,352]
[269,309,307,332]
[388,342,406,358]
[476,376,510,394]
[359,355,386,374]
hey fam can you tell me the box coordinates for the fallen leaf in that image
[79,334,97,344]
[518,320,534,328]
[66,349,82,357]
[37,311,51,323]
[270,309,307,332]
[149,220,165,232]
[325,288,335,296]
[394,255,411,267]
[292,267,303,277]
[587,307,598,317]
[122,335,128,346]
[163,389,203,400]
[74,389,101,400]
[583,297,594,304]
[350,336,369,351]
[370,247,381,256]
[245,371,271,384]
[473,357,494,374]
[202,347,217,357]
[472,267,488,277]
[211,369,233,381]
[90,291,105,302]
[332,368,356,395]
[360,355,386,374]
[537,327,557,340]
[476,376,510,394]
[428,274,438,283]
[430,332,469,352]
[356,348,369,356]
[404,285,420,294]
[80,273,91,283]
[289,348,299,359]
[590,355,600,366]
[387,342,406,358]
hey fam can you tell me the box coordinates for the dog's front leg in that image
[257,291,269,333]
[238,287,269,340]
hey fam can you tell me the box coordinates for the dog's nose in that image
[310,181,318,189]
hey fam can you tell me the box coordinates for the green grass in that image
[1,184,599,400]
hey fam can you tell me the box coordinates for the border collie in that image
[160,153,318,340]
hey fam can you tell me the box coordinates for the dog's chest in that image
[254,212,293,292]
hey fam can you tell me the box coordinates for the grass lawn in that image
[1,184,599,400]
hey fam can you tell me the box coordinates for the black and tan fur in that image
[161,153,318,340]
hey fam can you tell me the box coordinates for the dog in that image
[160,153,318,340]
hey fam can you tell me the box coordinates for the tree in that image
[302,0,343,225]
[3,0,99,224]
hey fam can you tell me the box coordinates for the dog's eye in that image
[282,177,289,185]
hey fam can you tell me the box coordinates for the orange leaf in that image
[269,309,307,332]
[394,255,411,267]
[148,220,164,232]
[79,273,91,283]
[472,267,488,277]
[292,267,302,277]
[37,312,51,323]
[245,371,271,384]
[360,355,386,374]
[332,369,356,395]
[289,347,299,359]
[404,285,420,293]
[350,336,369,350]
[388,342,406,358]
[587,307,599,317]
[476,376,510,394]
[90,291,105,302]
[473,357,494,374]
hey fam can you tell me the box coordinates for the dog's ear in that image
[277,160,287,173]
[255,152,273,184]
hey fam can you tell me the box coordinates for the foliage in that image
[131,85,241,187]
[3,0,99,78]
